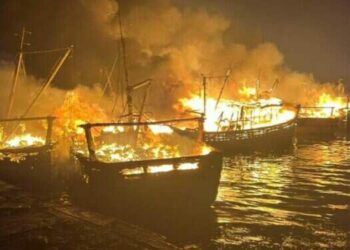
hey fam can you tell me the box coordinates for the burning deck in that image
[73,118,223,210]
[0,116,55,187]
[176,87,298,152]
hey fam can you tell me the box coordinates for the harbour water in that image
[1,138,349,249]
[128,138,350,249]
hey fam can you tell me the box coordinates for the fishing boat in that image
[0,116,55,185]
[74,118,223,210]
[175,110,297,152]
[297,106,344,137]
[0,28,71,186]
[175,75,298,153]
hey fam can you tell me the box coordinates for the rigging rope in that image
[23,47,71,55]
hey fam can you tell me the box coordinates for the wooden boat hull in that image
[297,117,339,137]
[0,145,53,187]
[76,151,223,211]
[174,119,296,153]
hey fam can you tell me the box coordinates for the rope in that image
[23,47,71,55]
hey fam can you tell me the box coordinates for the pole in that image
[346,97,350,137]
[83,125,96,161]
[118,11,133,122]
[6,27,27,118]
[21,46,73,118]
[202,75,207,118]
[45,116,55,146]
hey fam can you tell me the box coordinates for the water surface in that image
[134,139,350,249]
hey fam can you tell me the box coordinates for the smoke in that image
[0,0,346,174]
[0,0,346,119]
[82,0,344,112]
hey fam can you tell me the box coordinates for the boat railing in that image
[0,116,55,149]
[298,106,349,118]
[83,154,203,173]
[216,104,289,131]
[79,117,204,162]
[205,117,295,142]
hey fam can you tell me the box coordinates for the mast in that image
[21,46,73,117]
[6,27,30,118]
[118,11,133,122]
[202,75,207,118]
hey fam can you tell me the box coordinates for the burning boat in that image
[0,116,55,185]
[175,76,298,152]
[297,93,347,137]
[74,118,222,210]
[0,29,72,186]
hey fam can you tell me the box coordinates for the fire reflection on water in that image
[211,139,350,249]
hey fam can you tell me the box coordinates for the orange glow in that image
[300,93,347,118]
[177,86,296,132]
[2,133,45,149]
[92,123,211,164]
[53,91,108,138]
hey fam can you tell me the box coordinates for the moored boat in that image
[297,106,344,137]
[174,113,297,152]
[175,75,299,153]
[0,116,55,186]
[74,119,223,211]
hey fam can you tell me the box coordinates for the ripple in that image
[213,139,350,249]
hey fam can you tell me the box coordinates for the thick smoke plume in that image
[0,0,346,120]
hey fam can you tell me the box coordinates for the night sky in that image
[0,0,349,90]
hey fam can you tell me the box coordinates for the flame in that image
[86,121,211,167]
[4,134,45,148]
[238,86,257,98]
[200,145,213,155]
[120,162,199,175]
[148,124,173,134]
[102,126,125,133]
[177,86,296,132]
[54,91,109,138]
[300,93,347,118]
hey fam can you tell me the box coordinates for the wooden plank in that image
[49,204,180,250]
[48,205,115,227]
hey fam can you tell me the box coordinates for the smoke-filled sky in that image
[0,0,349,116]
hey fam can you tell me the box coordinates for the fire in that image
[120,162,199,176]
[300,93,347,118]
[238,86,257,98]
[54,91,109,138]
[95,141,180,163]
[148,124,173,134]
[3,134,45,149]
[177,86,296,132]
[102,126,125,133]
[86,122,211,165]
[200,145,212,155]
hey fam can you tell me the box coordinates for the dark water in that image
[127,138,350,249]
[212,139,350,249]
